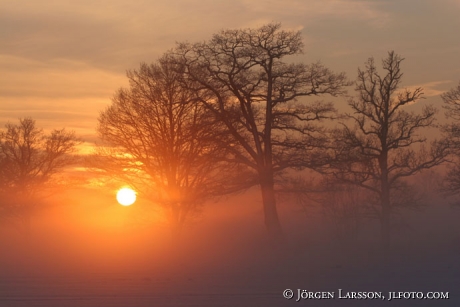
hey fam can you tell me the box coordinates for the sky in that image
[1,2,460,304]
[1,0,460,148]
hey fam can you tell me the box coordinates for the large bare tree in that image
[174,23,348,237]
[331,51,449,252]
[95,56,231,235]
[0,118,80,232]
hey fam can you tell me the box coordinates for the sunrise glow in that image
[116,188,136,206]
[1,2,459,306]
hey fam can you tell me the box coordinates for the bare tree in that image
[95,56,231,236]
[173,23,348,238]
[330,52,449,252]
[441,81,460,196]
[441,81,460,120]
[0,118,80,232]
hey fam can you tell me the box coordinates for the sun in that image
[116,188,136,206]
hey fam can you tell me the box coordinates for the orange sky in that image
[1,4,460,302]
[1,0,460,149]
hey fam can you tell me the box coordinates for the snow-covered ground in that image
[1,192,459,306]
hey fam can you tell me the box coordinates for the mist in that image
[2,4,460,305]
[1,178,459,306]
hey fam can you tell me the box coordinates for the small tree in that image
[0,118,80,232]
[95,56,230,236]
[331,52,449,252]
[174,23,348,237]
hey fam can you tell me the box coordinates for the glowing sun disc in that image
[117,188,136,206]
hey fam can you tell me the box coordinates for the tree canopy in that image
[0,118,80,231]
[330,52,449,251]
[96,56,231,234]
[173,23,349,237]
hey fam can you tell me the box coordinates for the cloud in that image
[0,0,250,72]
[0,55,123,138]
[405,80,453,98]
[0,55,126,98]
[0,0,392,74]
[1,0,459,142]
[238,0,390,28]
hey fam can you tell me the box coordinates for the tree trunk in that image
[259,171,283,239]
[168,203,183,240]
[381,191,391,257]
[379,149,391,258]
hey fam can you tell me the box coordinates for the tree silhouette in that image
[0,118,80,232]
[174,23,348,238]
[330,52,449,252]
[95,56,232,236]
[441,81,460,196]
[441,81,460,120]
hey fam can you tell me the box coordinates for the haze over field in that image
[1,1,460,306]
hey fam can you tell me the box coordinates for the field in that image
[1,190,459,306]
